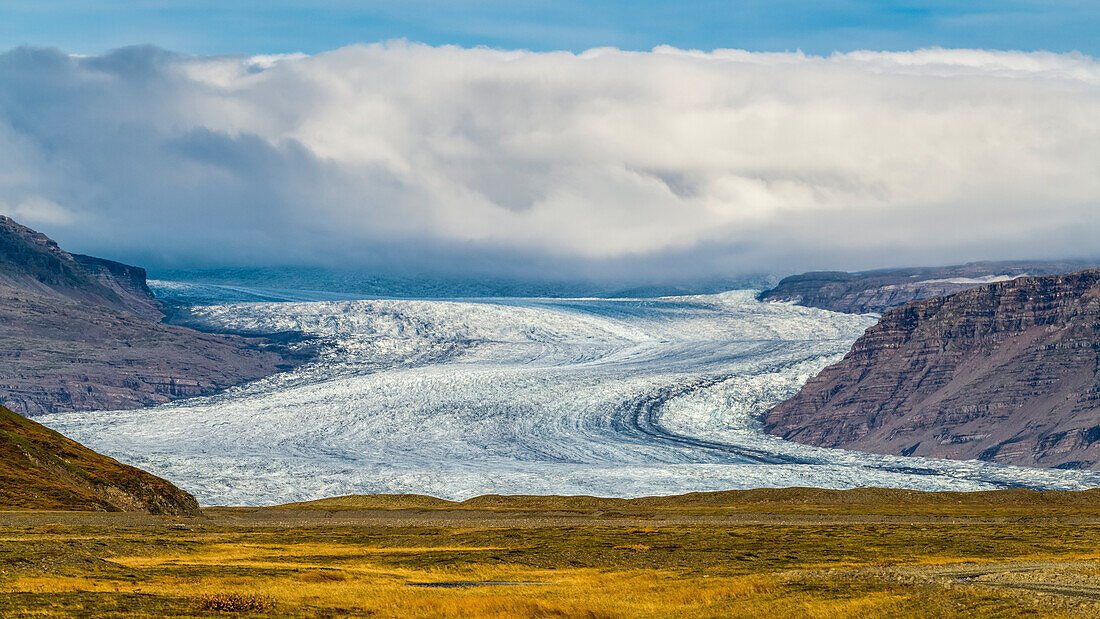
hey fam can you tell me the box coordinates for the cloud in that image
[1,196,75,226]
[0,42,1099,279]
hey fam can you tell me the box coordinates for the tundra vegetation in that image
[2,488,1100,617]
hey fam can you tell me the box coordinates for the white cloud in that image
[3,197,75,226]
[1,42,1099,276]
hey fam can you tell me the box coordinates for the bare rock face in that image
[758,260,1099,314]
[764,270,1100,469]
[0,215,163,320]
[0,216,303,415]
[71,253,164,321]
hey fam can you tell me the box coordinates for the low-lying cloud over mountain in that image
[1,43,1099,278]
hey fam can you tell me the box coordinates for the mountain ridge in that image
[758,260,1100,314]
[0,216,305,415]
[764,269,1100,469]
[0,216,163,320]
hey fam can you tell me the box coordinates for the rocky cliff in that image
[0,216,163,320]
[71,253,164,321]
[764,270,1100,469]
[0,404,199,514]
[0,216,304,415]
[758,260,1098,314]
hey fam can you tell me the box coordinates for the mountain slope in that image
[0,404,199,514]
[758,260,1099,314]
[764,270,1100,469]
[0,216,162,320]
[0,216,303,415]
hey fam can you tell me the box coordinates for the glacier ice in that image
[38,290,1100,506]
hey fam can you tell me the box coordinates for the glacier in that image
[39,289,1100,506]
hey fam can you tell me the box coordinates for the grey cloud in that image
[0,42,1099,281]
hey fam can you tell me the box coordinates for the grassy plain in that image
[2,488,1100,617]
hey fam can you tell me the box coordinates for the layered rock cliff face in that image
[71,253,165,321]
[0,216,163,320]
[764,270,1100,469]
[758,261,1098,314]
[0,404,200,514]
[0,216,302,415]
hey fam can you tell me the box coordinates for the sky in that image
[4,1,1100,57]
[1,2,1099,281]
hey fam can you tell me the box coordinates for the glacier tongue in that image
[38,290,1100,505]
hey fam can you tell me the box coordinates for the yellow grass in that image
[3,527,1092,618]
[5,491,1100,617]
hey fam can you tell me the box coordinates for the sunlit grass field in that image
[3,488,1100,617]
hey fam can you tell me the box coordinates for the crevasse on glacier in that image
[39,290,1100,505]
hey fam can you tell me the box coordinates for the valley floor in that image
[3,489,1100,617]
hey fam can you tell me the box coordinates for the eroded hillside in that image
[765,270,1100,469]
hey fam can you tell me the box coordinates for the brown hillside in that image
[0,404,199,514]
[0,215,302,415]
[764,269,1100,469]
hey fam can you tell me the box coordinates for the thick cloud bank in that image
[1,43,1098,276]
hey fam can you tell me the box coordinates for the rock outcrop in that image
[0,216,163,320]
[71,253,165,321]
[0,404,200,514]
[764,270,1100,469]
[759,260,1098,314]
[0,216,303,415]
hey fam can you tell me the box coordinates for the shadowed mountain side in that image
[764,270,1100,469]
[0,284,297,416]
[0,216,163,321]
[0,216,308,415]
[0,404,199,514]
[759,260,1100,314]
